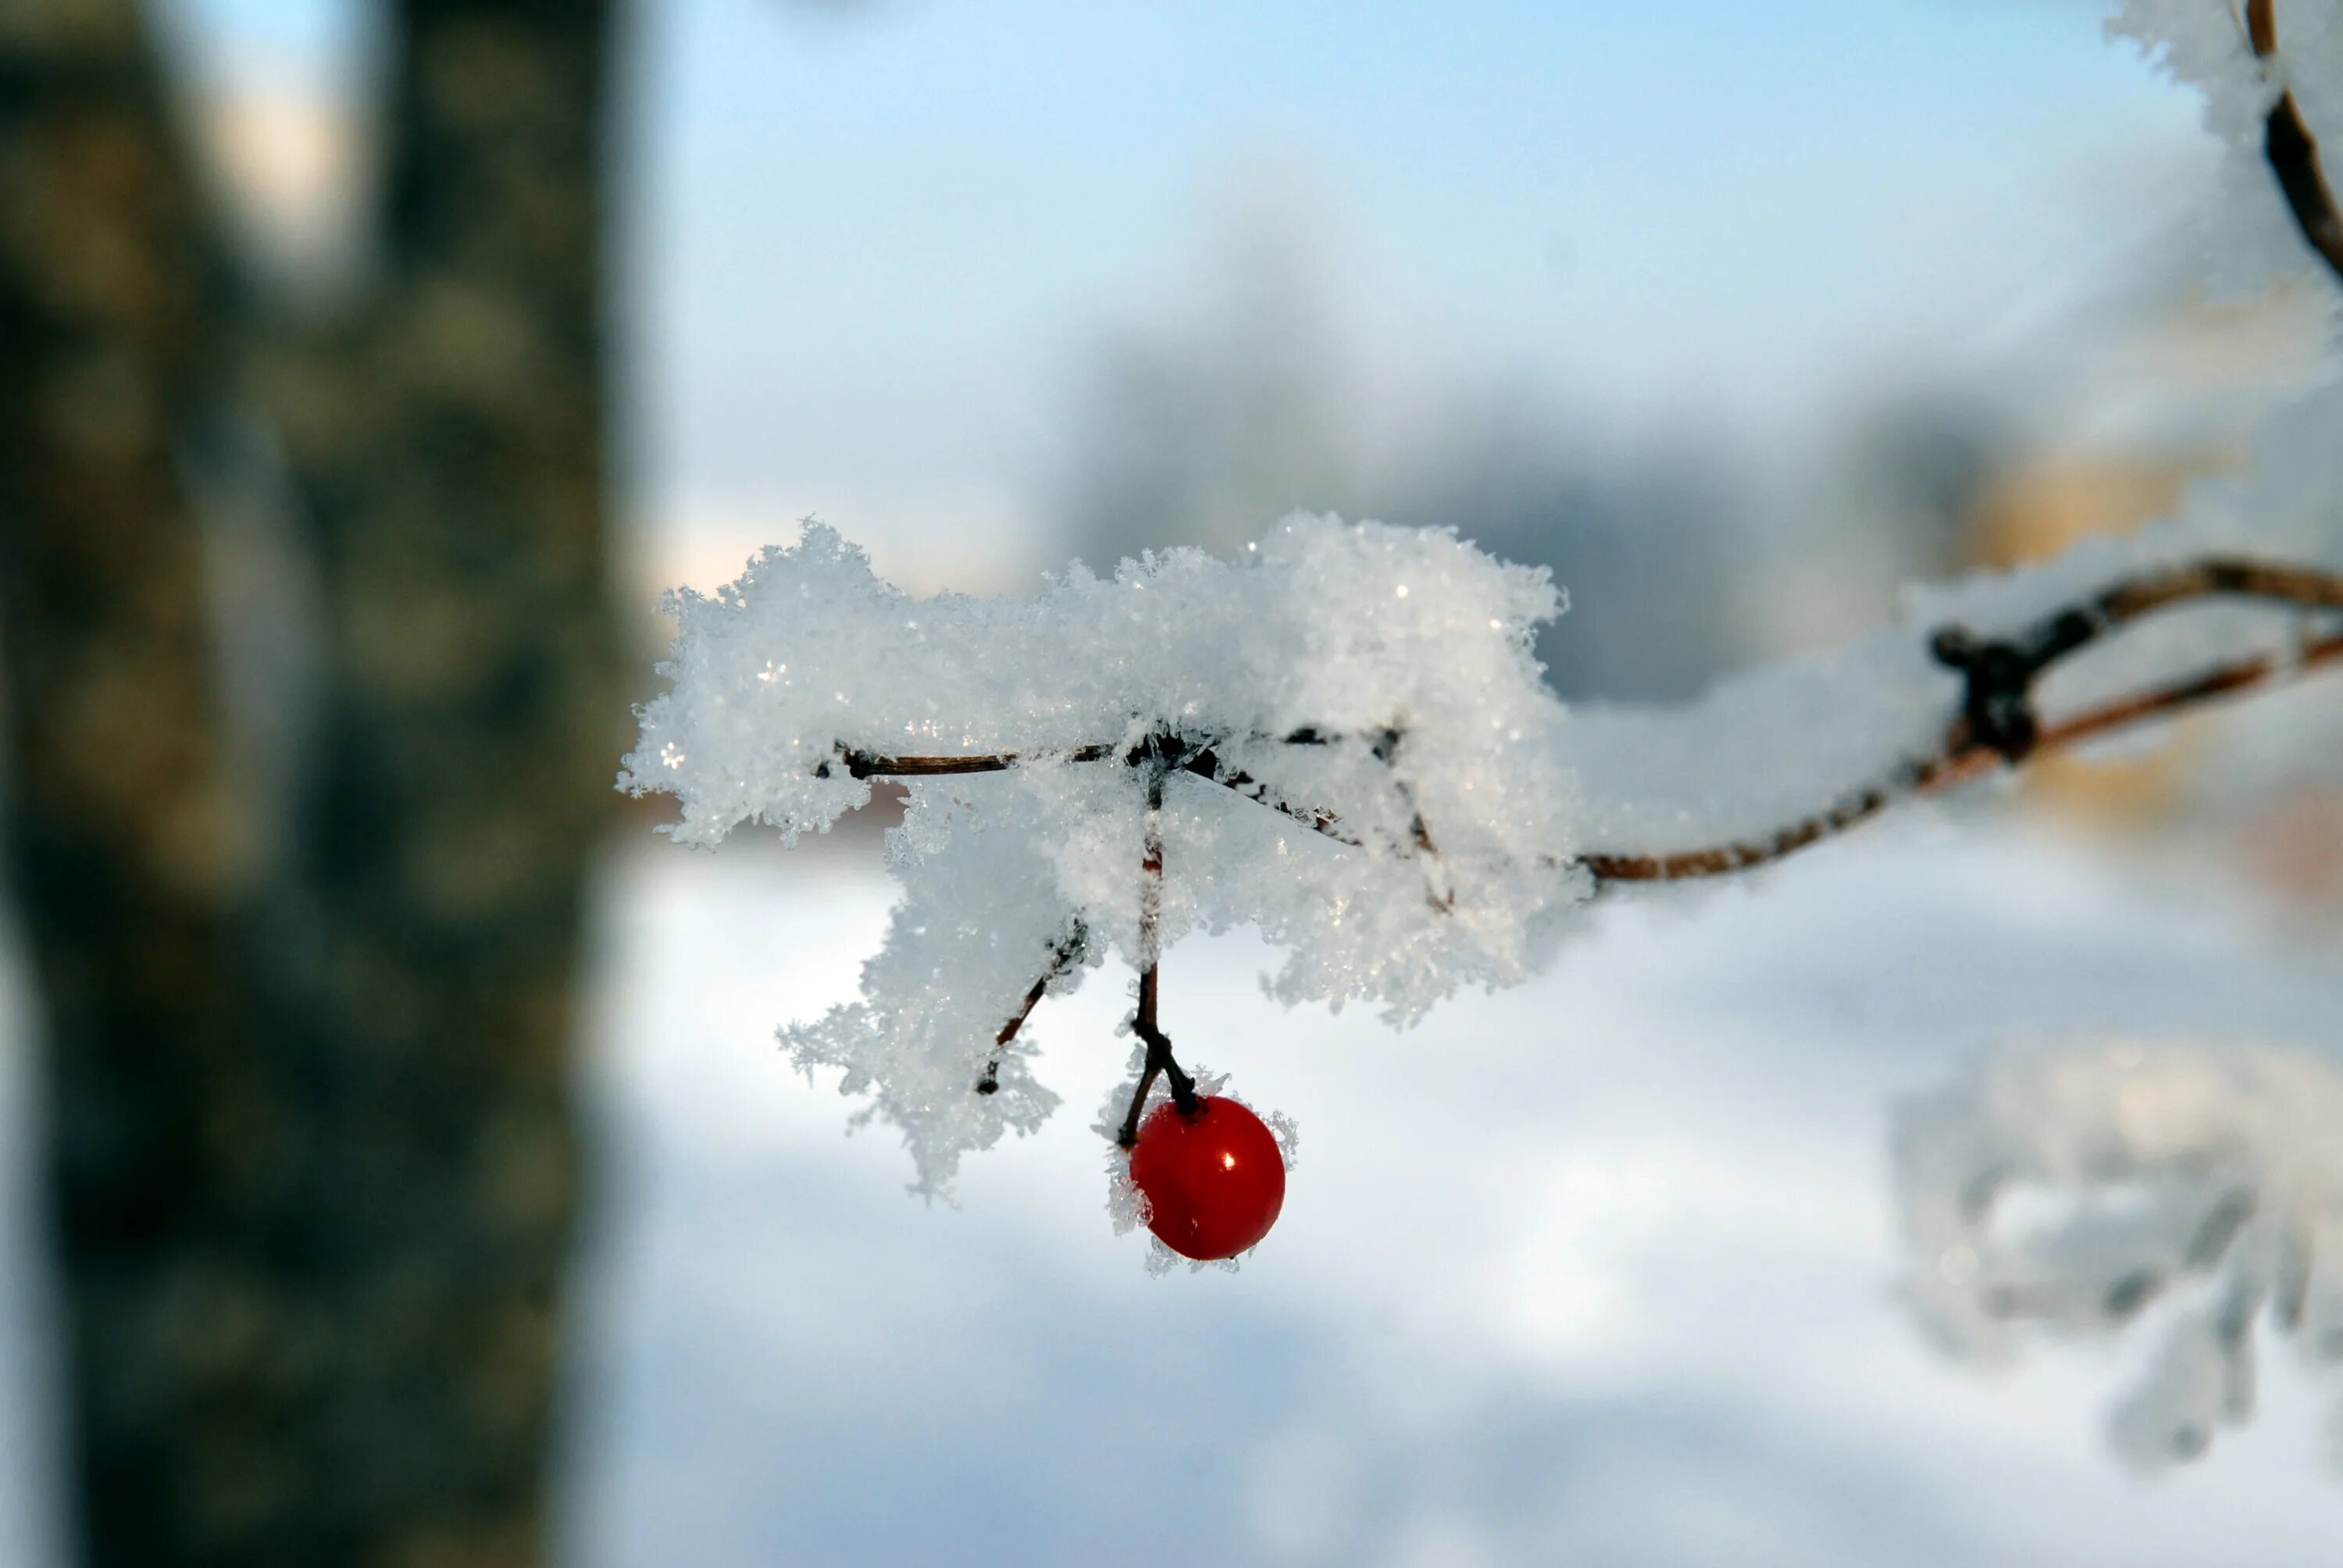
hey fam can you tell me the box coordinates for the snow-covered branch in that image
[621,515,2341,1194]
[2246,0,2343,279]
[617,0,2343,1207]
[1896,1036,2343,1471]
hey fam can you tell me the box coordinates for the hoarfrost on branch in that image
[621,0,2343,1249]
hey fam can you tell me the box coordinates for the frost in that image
[626,488,2340,1196]
[1895,1036,2343,1470]
[2107,0,2325,297]
[622,9,2343,1205]
[629,515,1576,1193]
[776,791,1089,1195]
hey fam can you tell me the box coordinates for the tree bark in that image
[0,2,622,1562]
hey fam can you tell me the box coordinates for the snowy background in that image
[7,800,2342,1564]
[7,0,2343,1563]
[569,804,2343,1566]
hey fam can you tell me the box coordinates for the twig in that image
[2038,625,2343,751]
[2248,0,2343,280]
[832,725,1335,782]
[1577,763,1942,883]
[1116,758,1198,1145]
[975,923,1086,1095]
[838,554,2343,893]
[1589,570,2343,882]
[828,742,1116,779]
[1182,745,1360,845]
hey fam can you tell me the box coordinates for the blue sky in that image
[165,0,2216,587]
[630,0,2206,510]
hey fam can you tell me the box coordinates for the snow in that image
[626,491,2342,1195]
[626,515,1584,1190]
[0,794,2336,1565]
[2107,0,2334,297]
[551,816,2343,1566]
[1898,1035,2343,1471]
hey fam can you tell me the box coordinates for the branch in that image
[1587,563,2343,882]
[835,554,2343,888]
[974,923,1086,1096]
[1118,757,1198,1146]
[1896,1036,2343,1471]
[2248,0,2343,280]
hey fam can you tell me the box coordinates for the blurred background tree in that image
[0,1,624,1562]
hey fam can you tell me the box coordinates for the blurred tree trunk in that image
[0,2,623,1563]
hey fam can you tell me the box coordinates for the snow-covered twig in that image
[625,519,2342,1194]
[626,0,2343,1199]
[974,922,1086,1098]
[1586,557,2343,879]
[2248,0,2343,279]
[1115,753,1200,1146]
[1897,1037,2343,1471]
[824,554,2343,886]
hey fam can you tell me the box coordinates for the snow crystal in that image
[777,789,1089,1196]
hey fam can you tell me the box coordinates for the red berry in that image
[1128,1095,1287,1260]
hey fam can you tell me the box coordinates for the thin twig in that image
[1182,745,1361,845]
[1140,760,1165,973]
[2037,625,2343,752]
[2098,558,2343,622]
[1117,759,1197,1144]
[829,742,1115,779]
[1578,764,1941,883]
[1370,727,1456,909]
[1589,588,2343,882]
[2247,0,2343,280]
[975,923,1086,1094]
[835,554,2343,893]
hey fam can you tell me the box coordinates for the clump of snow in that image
[1895,1035,2343,1471]
[626,494,2340,1196]
[776,791,1090,1196]
[630,515,1575,1192]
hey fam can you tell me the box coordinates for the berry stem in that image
[1115,973,1198,1148]
[1118,759,1197,1147]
